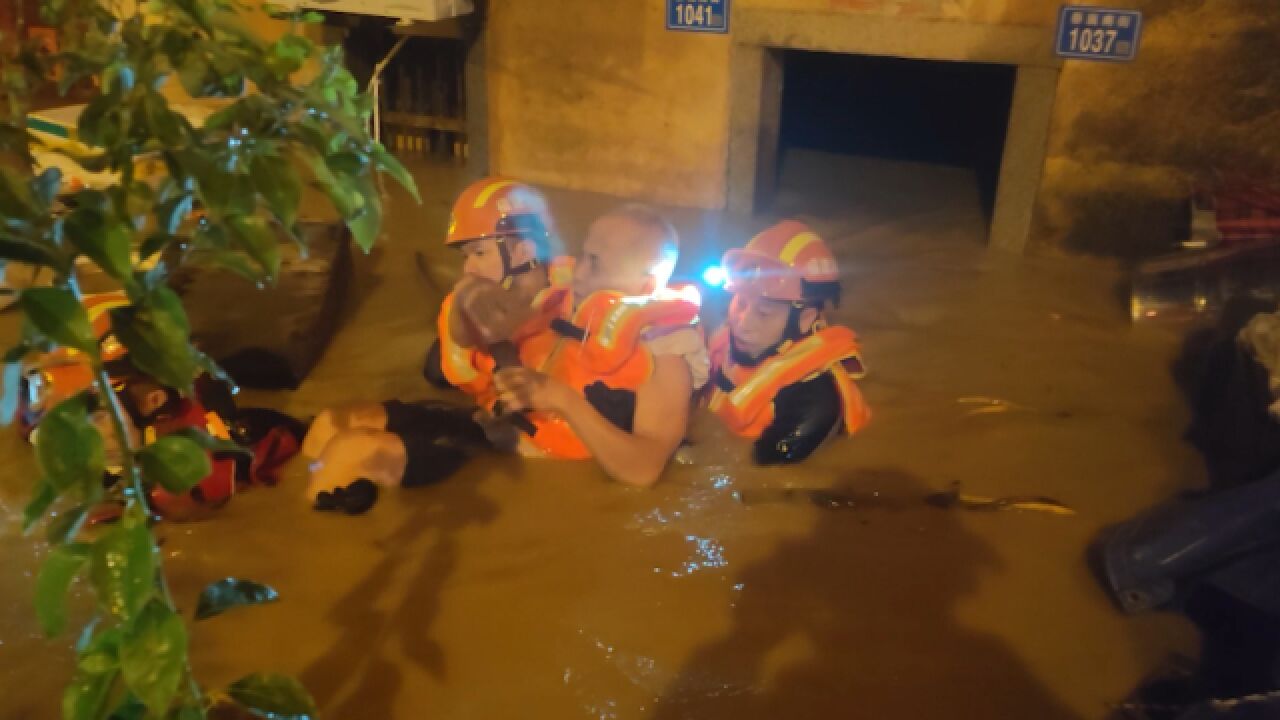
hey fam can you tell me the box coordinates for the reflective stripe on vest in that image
[707,325,869,439]
[436,257,577,403]
[436,292,491,397]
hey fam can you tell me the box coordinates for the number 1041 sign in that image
[667,0,729,33]
[1056,5,1142,61]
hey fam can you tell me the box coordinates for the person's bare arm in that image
[494,355,693,487]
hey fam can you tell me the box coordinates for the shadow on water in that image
[652,468,1082,720]
[298,455,518,717]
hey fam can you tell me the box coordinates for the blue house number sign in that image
[1056,6,1142,61]
[667,0,729,34]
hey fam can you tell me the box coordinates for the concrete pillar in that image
[464,27,490,180]
[726,43,765,217]
[989,65,1060,254]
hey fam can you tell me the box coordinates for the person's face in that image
[459,238,507,282]
[460,237,539,283]
[573,216,659,300]
[127,381,171,419]
[727,294,817,358]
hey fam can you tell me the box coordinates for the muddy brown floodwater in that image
[1,152,1201,719]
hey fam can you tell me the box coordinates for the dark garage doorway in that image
[768,50,1016,225]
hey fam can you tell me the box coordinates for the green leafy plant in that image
[1,0,416,717]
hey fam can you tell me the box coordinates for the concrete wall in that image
[486,0,1280,257]
[739,0,1057,25]
[486,0,731,208]
[484,0,1060,211]
[1038,0,1280,257]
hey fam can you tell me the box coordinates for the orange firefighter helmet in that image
[445,177,558,258]
[722,220,840,305]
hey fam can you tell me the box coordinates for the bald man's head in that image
[574,204,680,299]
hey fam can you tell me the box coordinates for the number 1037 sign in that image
[1056,5,1142,61]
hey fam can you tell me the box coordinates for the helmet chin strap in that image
[496,236,540,289]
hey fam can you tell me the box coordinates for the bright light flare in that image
[701,265,728,288]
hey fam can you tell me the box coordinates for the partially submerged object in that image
[735,483,1075,516]
[1095,466,1280,615]
[17,291,305,521]
[1131,242,1280,324]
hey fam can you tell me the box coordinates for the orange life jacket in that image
[518,285,703,459]
[436,257,575,405]
[706,325,870,439]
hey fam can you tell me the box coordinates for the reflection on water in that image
[0,156,1201,718]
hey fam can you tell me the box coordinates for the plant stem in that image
[68,271,204,707]
[65,274,148,510]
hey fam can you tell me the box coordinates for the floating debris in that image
[924,483,1076,516]
[735,483,1075,517]
[733,487,903,511]
[958,396,1033,416]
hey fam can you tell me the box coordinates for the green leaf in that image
[35,542,90,636]
[372,144,420,203]
[0,123,35,166]
[64,628,122,720]
[227,674,315,720]
[191,222,230,251]
[172,149,219,207]
[21,287,97,353]
[325,151,366,178]
[345,179,382,253]
[90,519,156,621]
[120,601,188,716]
[226,215,280,280]
[63,666,118,720]
[23,482,58,533]
[109,287,196,392]
[78,646,119,675]
[0,236,63,268]
[301,150,359,218]
[36,396,106,498]
[77,87,122,148]
[138,435,211,493]
[108,696,148,720]
[250,154,300,228]
[0,166,41,220]
[195,578,279,620]
[66,209,135,284]
[144,93,186,147]
[266,35,312,77]
[189,250,260,283]
[47,504,92,545]
[123,182,155,224]
[202,171,255,218]
[178,53,211,98]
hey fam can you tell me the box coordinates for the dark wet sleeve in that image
[753,372,842,465]
[423,338,453,390]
